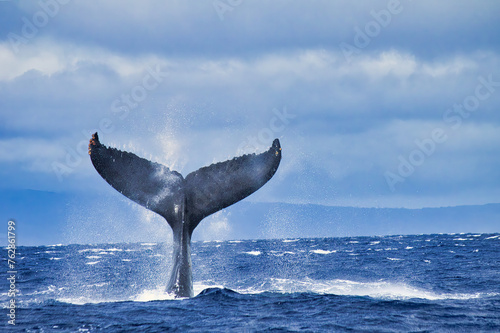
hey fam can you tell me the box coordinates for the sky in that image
[1,0,499,244]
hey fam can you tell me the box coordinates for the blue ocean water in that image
[2,233,500,332]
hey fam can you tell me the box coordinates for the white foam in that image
[56,282,223,305]
[282,239,299,243]
[405,246,414,250]
[85,261,100,265]
[244,251,261,256]
[134,287,178,302]
[86,282,108,288]
[130,282,226,302]
[79,248,106,253]
[369,241,380,245]
[141,243,157,246]
[387,257,403,261]
[270,251,296,256]
[485,235,499,240]
[85,256,101,259]
[236,278,494,301]
[310,249,336,255]
[57,296,115,305]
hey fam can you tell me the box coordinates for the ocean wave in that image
[243,251,261,256]
[78,248,107,253]
[310,249,336,255]
[233,278,498,301]
[20,278,499,307]
[485,235,499,240]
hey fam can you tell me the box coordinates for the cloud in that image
[1,2,500,210]
[0,137,64,173]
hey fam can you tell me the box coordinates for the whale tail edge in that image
[89,132,282,234]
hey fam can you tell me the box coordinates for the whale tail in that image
[89,132,281,297]
[88,132,281,234]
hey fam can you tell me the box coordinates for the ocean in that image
[2,233,500,332]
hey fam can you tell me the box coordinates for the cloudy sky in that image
[1,1,499,244]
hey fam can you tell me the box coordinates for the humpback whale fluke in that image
[88,132,281,297]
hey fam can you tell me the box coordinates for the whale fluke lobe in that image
[89,132,281,297]
[88,132,184,230]
[184,138,281,233]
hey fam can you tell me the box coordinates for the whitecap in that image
[85,256,101,259]
[387,257,403,261]
[405,246,413,250]
[270,251,295,256]
[86,282,108,288]
[282,239,299,243]
[310,249,336,255]
[485,235,499,240]
[134,287,178,302]
[79,248,106,253]
[244,251,261,256]
[369,241,380,245]
[236,278,495,301]
[86,261,100,265]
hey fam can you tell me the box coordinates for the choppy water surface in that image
[2,233,500,332]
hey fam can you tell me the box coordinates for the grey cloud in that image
[1,1,500,208]
[4,1,499,59]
